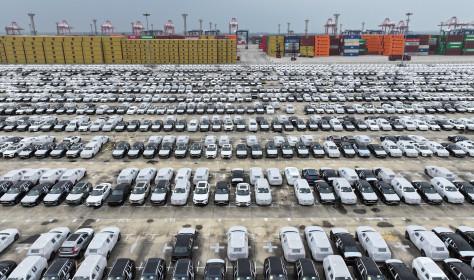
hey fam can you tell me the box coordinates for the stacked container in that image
[362,35,382,55]
[463,35,474,55]
[404,35,420,56]
[299,36,314,57]
[284,36,299,56]
[435,35,446,55]
[139,38,152,64]
[342,35,360,56]
[329,37,340,55]
[315,35,330,56]
[0,36,6,63]
[266,36,284,57]
[43,36,65,64]
[159,40,170,64]
[428,36,437,54]
[445,35,464,55]
[258,36,267,51]
[63,36,84,64]
[2,36,26,64]
[358,38,367,55]
[217,39,227,63]
[148,39,161,64]
[226,39,237,63]
[82,37,103,64]
[417,35,430,56]
[207,39,218,63]
[23,36,46,64]
[169,40,179,63]
[382,35,404,56]
[102,36,124,63]
[198,39,208,63]
[178,40,189,64]
[188,38,199,64]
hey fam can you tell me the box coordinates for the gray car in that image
[59,228,94,258]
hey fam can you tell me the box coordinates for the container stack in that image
[227,39,237,63]
[207,39,218,63]
[3,36,26,64]
[314,35,330,56]
[159,40,170,64]
[382,35,404,56]
[23,36,45,64]
[404,35,420,56]
[462,35,474,55]
[169,40,180,64]
[329,37,340,55]
[361,35,380,55]
[63,37,84,64]
[198,39,208,63]
[445,35,464,55]
[43,36,65,64]
[416,35,429,56]
[101,36,124,63]
[435,35,446,55]
[217,39,227,63]
[284,36,299,57]
[148,39,161,64]
[188,39,199,64]
[258,36,267,51]
[358,38,367,55]
[428,36,437,55]
[342,35,360,56]
[82,37,103,64]
[0,36,6,63]
[266,36,284,57]
[299,36,314,57]
[178,40,189,64]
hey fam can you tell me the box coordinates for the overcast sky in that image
[2,0,473,35]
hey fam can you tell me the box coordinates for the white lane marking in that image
[210,242,225,253]
[130,234,141,253]
[394,242,410,252]
[263,241,278,253]
[162,243,173,253]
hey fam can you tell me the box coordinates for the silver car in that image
[59,228,94,258]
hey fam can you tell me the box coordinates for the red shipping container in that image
[464,42,474,48]
[447,35,464,42]
[462,52,474,55]
[405,38,420,42]
[155,35,170,39]
[169,35,185,39]
[445,49,462,55]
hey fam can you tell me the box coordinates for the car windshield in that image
[465,187,474,194]
[146,145,156,150]
[299,188,311,193]
[28,189,41,196]
[403,187,415,192]
[405,145,414,149]
[70,187,84,194]
[341,187,353,192]
[84,146,93,151]
[319,186,332,193]
[216,187,228,194]
[422,186,436,193]
[361,186,374,193]
[237,189,249,196]
[174,246,188,253]
[132,187,146,194]
[172,277,188,280]
[419,146,429,150]
[112,189,124,195]
[73,277,90,280]
[141,276,157,280]
[174,188,186,193]
[223,146,231,151]
[91,189,103,196]
[154,187,167,194]
[131,145,141,150]
[195,188,208,194]
[50,187,63,194]
[270,275,287,280]
[445,186,457,192]
[432,278,448,280]
[257,188,269,193]
[329,146,337,150]
[389,145,398,149]
[367,275,384,280]
[345,245,359,252]
[208,146,216,151]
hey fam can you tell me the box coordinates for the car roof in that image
[266,257,284,274]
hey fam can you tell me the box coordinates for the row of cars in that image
[0,164,472,208]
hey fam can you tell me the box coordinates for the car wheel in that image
[106,251,111,260]
[118,233,121,241]
[405,231,409,239]
[444,196,449,202]
[49,251,56,261]
[14,233,19,241]
[420,250,426,257]
[413,269,417,277]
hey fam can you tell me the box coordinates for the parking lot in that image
[1,60,474,280]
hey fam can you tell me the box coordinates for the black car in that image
[141,258,167,280]
[367,144,388,158]
[34,142,55,158]
[44,181,73,206]
[151,120,163,132]
[127,120,141,132]
[294,258,319,280]
[302,168,319,185]
[54,120,70,132]
[0,261,17,280]
[272,120,283,132]
[265,142,279,158]
[448,135,469,143]
[355,169,377,182]
[21,182,52,207]
[115,121,129,132]
[438,120,453,130]
[456,227,474,248]
[128,142,145,159]
[330,229,362,263]
[205,260,226,280]
[296,142,309,158]
[236,144,248,159]
[0,181,13,197]
[319,168,338,183]
[310,142,325,158]
[150,180,171,206]
[107,184,132,206]
[433,229,474,263]
[172,259,195,280]
[175,144,188,158]
[353,120,368,131]
[140,120,152,132]
[143,143,159,159]
[412,181,442,204]
[354,257,385,280]
[158,143,172,159]
[264,257,287,280]
[214,181,230,205]
[380,136,398,142]
[231,169,244,186]
[314,180,335,204]
[18,144,39,159]
[50,142,72,159]
[354,180,378,205]
[442,259,474,280]
[107,258,136,280]
[281,143,294,158]
[113,142,131,159]
[339,142,356,158]
[384,260,417,280]
[66,181,92,205]
[234,258,256,280]
[442,143,466,157]
[0,181,34,205]
[43,258,77,280]
[171,228,197,261]
[371,181,400,205]
[306,119,319,131]
[453,181,474,203]
[327,135,342,146]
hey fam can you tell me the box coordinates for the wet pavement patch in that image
[299,225,306,230]
[371,208,381,213]
[147,160,158,164]
[147,219,154,223]
[19,234,40,244]
[41,219,58,225]
[353,209,367,214]
[322,220,335,228]
[333,202,347,214]
[79,218,96,228]
[196,225,203,230]
[377,221,394,228]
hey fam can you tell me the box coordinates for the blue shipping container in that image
[406,35,419,39]
[343,53,359,56]
[343,46,360,50]
[418,48,429,52]
[344,35,360,39]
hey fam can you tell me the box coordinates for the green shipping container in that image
[359,39,366,43]
[447,41,463,46]
[465,35,474,38]
[359,48,367,52]
[464,38,474,42]
[447,45,462,49]
[140,36,154,39]
[463,48,474,52]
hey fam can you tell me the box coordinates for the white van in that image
[284,167,301,186]
[355,226,391,262]
[116,168,139,185]
[279,227,306,262]
[7,256,48,280]
[72,255,107,280]
[136,168,157,184]
[56,166,84,184]
[27,227,70,260]
[84,227,121,259]
[193,167,210,185]
[412,257,449,280]
[332,178,357,205]
[249,167,264,185]
[39,168,67,184]
[304,226,333,261]
[337,168,358,186]
[323,255,352,280]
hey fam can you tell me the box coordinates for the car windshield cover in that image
[108,277,124,280]
[50,187,63,194]
[154,187,167,194]
[195,188,208,194]
[269,275,287,280]
[91,189,103,196]
[345,245,359,252]
[257,188,269,193]
[174,246,188,253]
[361,186,374,193]
[133,187,146,194]
[27,189,41,196]
[70,187,84,194]
[112,189,124,196]
[329,146,337,150]
[422,186,436,193]
[208,146,216,151]
[174,188,186,193]
[299,188,311,193]
[445,186,457,192]
[141,276,157,280]
[403,187,415,192]
[237,190,249,196]
[367,275,384,280]
[216,187,228,194]
[341,187,353,192]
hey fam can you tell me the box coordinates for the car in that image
[333,178,357,205]
[172,259,195,280]
[294,179,314,205]
[254,179,272,206]
[42,181,72,206]
[353,257,386,280]
[456,226,474,248]
[129,181,151,205]
[236,183,251,207]
[354,180,378,205]
[392,178,421,204]
[319,167,338,183]
[66,143,84,158]
[405,226,449,260]
[227,226,249,261]
[304,226,333,261]
[371,181,400,205]
[171,228,197,261]
[367,144,387,158]
[453,181,474,203]
[412,257,449,280]
[384,259,417,280]
[107,184,132,206]
[221,144,232,159]
[442,259,474,280]
[412,181,443,204]
[140,258,166,280]
[442,143,467,157]
[323,141,340,158]
[0,260,17,280]
[236,144,248,158]
[193,181,210,206]
[65,181,92,205]
[425,166,455,181]
[355,226,391,261]
[206,144,218,159]
[310,142,325,158]
[264,257,288,280]
[170,180,191,206]
[301,168,319,185]
[231,168,244,186]
[432,227,474,263]
[107,259,136,280]
[214,181,230,205]
[314,180,335,204]
[85,183,111,207]
[0,229,19,253]
[204,259,226,280]
[431,177,464,204]
[330,227,362,262]
[112,141,130,159]
[150,180,171,206]
[58,228,94,258]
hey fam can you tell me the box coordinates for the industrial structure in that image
[101,20,115,35]
[5,22,24,35]
[132,21,145,35]
[57,20,73,36]
[164,20,175,35]
[229,18,238,35]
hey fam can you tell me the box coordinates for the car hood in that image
[66,194,83,200]
[194,194,208,200]
[362,193,378,200]
[21,196,38,203]
[171,193,188,200]
[236,196,251,202]
[0,194,18,201]
[151,193,166,201]
[320,193,336,200]
[129,194,145,200]
[426,193,442,200]
[44,194,61,201]
[214,194,229,201]
[113,150,124,155]
[108,195,124,202]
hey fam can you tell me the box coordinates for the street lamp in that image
[143,13,150,32]
[401,12,413,66]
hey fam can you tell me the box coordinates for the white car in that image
[365,120,380,131]
[412,257,449,280]
[227,226,249,261]
[382,140,402,157]
[294,179,314,205]
[424,166,455,181]
[192,181,210,206]
[206,144,217,159]
[323,141,340,158]
[413,143,433,157]
[304,226,333,261]
[456,141,474,156]
[85,183,111,207]
[0,228,19,253]
[286,105,295,114]
[333,178,357,205]
[414,120,429,131]
[254,179,272,206]
[220,144,232,159]
[427,141,449,157]
[236,183,251,207]
[431,177,464,204]
[396,141,418,157]
[129,181,151,205]
[391,178,421,204]
[408,135,428,144]
[170,180,191,206]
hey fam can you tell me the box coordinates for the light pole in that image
[182,13,188,35]
[333,13,340,35]
[278,24,280,34]
[401,12,413,66]
[143,13,150,31]
[93,19,97,35]
[199,19,203,34]
[56,22,59,35]
[131,22,134,34]
[91,24,94,35]
[305,19,309,35]
[28,13,37,35]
